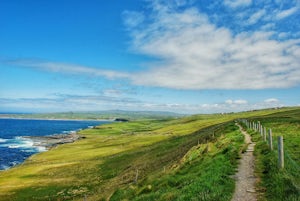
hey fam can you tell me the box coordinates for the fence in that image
[239,119,285,169]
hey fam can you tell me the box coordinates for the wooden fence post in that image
[268,128,273,150]
[278,136,284,169]
[135,169,139,183]
[263,127,267,141]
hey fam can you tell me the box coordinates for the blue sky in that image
[1,0,300,114]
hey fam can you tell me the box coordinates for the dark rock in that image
[114,118,129,122]
[24,133,83,150]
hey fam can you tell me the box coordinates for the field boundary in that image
[239,119,300,200]
[239,119,300,190]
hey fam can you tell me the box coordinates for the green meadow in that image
[0,107,299,200]
[245,109,300,201]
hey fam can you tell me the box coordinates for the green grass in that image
[0,110,183,120]
[243,108,300,201]
[0,114,235,200]
[0,107,299,200]
[110,123,244,201]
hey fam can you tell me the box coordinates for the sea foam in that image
[0,138,7,143]
[2,137,43,152]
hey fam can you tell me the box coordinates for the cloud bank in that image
[125,1,300,89]
[0,95,285,114]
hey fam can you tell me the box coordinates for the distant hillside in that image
[0,110,184,120]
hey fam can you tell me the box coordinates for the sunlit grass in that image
[110,123,244,201]
[0,107,298,200]
[244,108,300,201]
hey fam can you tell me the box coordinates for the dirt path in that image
[231,123,257,201]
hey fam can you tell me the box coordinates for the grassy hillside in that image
[110,122,244,201]
[0,107,299,200]
[0,110,183,120]
[244,109,300,201]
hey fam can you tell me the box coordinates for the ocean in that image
[0,118,109,170]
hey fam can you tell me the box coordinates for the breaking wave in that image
[0,138,7,143]
[0,137,44,152]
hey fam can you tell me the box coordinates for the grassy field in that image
[110,122,244,201]
[243,109,300,201]
[0,107,299,200]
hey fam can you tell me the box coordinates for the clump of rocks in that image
[24,132,85,150]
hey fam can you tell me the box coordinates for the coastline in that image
[0,117,114,121]
[0,119,112,171]
[23,132,85,150]
[0,132,85,171]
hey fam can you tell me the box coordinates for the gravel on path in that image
[231,123,258,201]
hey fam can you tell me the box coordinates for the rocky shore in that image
[24,132,84,150]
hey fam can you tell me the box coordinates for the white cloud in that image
[276,7,298,20]
[122,11,145,28]
[260,23,275,30]
[103,89,122,97]
[0,94,142,113]
[247,9,266,25]
[0,94,287,114]
[194,98,284,113]
[278,32,289,39]
[5,2,300,91]
[225,99,248,104]
[225,99,233,104]
[125,4,300,90]
[7,59,130,80]
[235,99,248,104]
[224,0,252,8]
[264,98,279,103]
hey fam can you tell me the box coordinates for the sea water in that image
[0,118,108,170]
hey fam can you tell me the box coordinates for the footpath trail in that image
[231,123,257,201]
